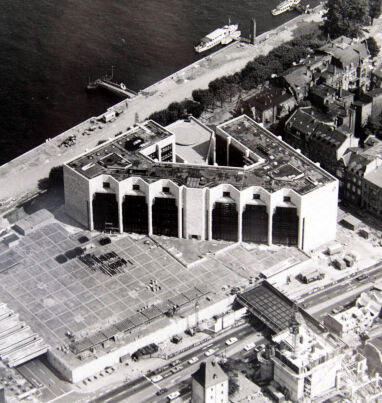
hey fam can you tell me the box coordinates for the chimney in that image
[251,18,257,45]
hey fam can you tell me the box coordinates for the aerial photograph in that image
[1,0,382,402]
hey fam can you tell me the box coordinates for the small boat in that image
[272,0,301,16]
[195,23,240,53]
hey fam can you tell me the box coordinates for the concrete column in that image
[226,137,231,166]
[298,215,304,250]
[147,186,153,236]
[207,190,213,241]
[118,192,123,234]
[238,203,243,243]
[267,205,274,246]
[88,191,94,231]
[177,189,183,239]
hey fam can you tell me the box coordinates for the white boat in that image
[272,0,301,16]
[195,24,240,53]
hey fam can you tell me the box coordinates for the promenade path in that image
[0,6,327,211]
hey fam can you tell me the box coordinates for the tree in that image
[321,0,370,39]
[366,36,380,58]
[369,0,382,24]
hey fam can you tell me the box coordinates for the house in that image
[279,65,313,102]
[236,86,297,125]
[192,359,229,403]
[318,36,371,92]
[284,108,358,174]
[338,136,382,215]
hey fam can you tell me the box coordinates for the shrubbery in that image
[149,34,324,125]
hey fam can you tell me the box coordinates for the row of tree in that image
[322,0,381,39]
[149,34,324,126]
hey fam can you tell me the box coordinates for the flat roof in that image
[67,116,335,195]
[237,281,324,334]
[166,119,212,164]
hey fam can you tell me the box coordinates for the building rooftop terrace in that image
[67,116,334,195]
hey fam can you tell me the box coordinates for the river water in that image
[0,0,318,165]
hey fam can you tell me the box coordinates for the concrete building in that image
[64,115,338,252]
[192,359,229,403]
[270,313,344,402]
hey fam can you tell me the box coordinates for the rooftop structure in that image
[236,281,324,334]
[64,115,338,251]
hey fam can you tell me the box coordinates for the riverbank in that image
[0,4,325,213]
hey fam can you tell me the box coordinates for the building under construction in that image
[64,115,338,251]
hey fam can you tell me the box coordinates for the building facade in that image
[192,359,229,403]
[64,115,338,252]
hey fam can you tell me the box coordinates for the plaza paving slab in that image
[0,217,308,353]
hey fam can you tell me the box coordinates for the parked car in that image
[171,366,183,374]
[225,337,238,346]
[167,391,180,400]
[243,342,256,351]
[156,388,168,396]
[151,375,163,383]
[188,356,199,365]
[204,348,216,357]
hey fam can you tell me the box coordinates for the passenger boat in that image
[272,0,301,16]
[195,23,240,53]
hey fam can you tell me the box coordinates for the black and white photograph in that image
[0,0,382,402]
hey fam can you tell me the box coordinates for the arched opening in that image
[152,197,178,237]
[212,202,238,241]
[242,205,268,243]
[122,195,148,234]
[272,207,298,246]
[92,193,119,232]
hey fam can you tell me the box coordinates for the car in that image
[225,337,238,346]
[171,366,183,374]
[151,375,163,383]
[243,342,256,351]
[204,348,216,357]
[156,388,168,396]
[188,356,199,365]
[171,359,181,367]
[167,391,180,401]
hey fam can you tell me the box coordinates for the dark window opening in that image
[152,197,178,237]
[162,186,170,193]
[212,202,238,242]
[253,193,260,200]
[242,205,268,244]
[123,195,148,234]
[133,184,140,191]
[223,191,231,198]
[283,196,291,202]
[103,182,110,189]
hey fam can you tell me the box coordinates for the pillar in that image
[88,191,94,231]
[118,193,123,234]
[267,205,273,246]
[251,18,257,45]
[177,189,183,239]
[226,137,231,166]
[238,204,243,243]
